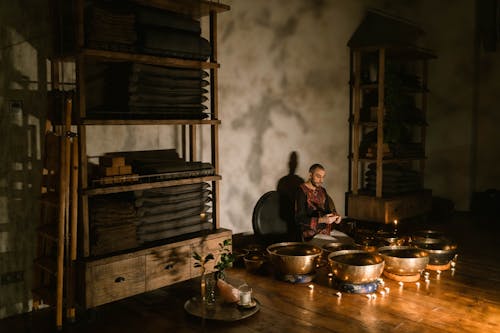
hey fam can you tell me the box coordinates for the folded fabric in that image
[131,63,208,79]
[135,6,201,34]
[135,190,211,208]
[135,182,210,197]
[129,72,209,89]
[138,27,211,60]
[129,93,207,105]
[137,213,212,234]
[135,205,209,225]
[137,222,213,243]
[128,84,208,96]
[137,197,211,217]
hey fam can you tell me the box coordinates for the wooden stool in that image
[383,270,421,282]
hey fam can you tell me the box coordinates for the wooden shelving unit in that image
[39,0,232,322]
[346,11,436,224]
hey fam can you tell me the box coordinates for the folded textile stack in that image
[90,195,138,256]
[86,4,137,52]
[128,64,210,119]
[103,149,215,180]
[135,6,211,60]
[364,163,423,196]
[134,183,213,244]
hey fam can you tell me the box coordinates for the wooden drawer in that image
[146,246,190,291]
[85,256,145,308]
[190,235,232,277]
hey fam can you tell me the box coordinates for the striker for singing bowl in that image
[266,242,322,275]
[378,246,429,276]
[327,250,385,284]
[412,239,457,265]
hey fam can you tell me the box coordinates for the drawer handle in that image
[165,263,175,270]
[114,276,125,283]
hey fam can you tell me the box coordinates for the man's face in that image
[310,168,326,188]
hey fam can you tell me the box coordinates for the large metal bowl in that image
[322,242,360,255]
[412,239,458,265]
[266,242,322,275]
[328,250,385,284]
[378,246,429,276]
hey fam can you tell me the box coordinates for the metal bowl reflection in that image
[327,250,385,284]
[378,246,429,276]
[266,242,322,275]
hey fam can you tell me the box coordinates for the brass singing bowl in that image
[322,242,360,255]
[412,239,458,265]
[327,250,385,284]
[266,242,322,275]
[378,246,429,276]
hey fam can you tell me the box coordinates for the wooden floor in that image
[1,212,499,332]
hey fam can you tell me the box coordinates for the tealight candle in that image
[335,291,342,298]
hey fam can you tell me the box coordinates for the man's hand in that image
[324,213,342,224]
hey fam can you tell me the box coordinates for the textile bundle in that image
[364,163,423,196]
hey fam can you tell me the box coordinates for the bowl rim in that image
[266,242,322,257]
[327,249,384,266]
[377,245,429,258]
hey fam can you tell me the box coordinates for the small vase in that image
[205,273,216,305]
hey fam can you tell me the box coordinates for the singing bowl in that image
[243,252,266,272]
[267,242,322,275]
[378,246,429,276]
[322,242,360,255]
[412,239,458,265]
[327,250,385,284]
[374,231,407,245]
[412,230,444,243]
[355,237,390,252]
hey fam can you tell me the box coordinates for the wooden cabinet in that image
[145,246,191,291]
[84,256,146,308]
[50,0,232,309]
[82,228,231,308]
[346,12,436,223]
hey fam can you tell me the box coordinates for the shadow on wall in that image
[250,151,305,245]
[277,151,304,239]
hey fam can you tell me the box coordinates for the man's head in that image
[308,163,325,188]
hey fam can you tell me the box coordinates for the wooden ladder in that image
[33,85,78,330]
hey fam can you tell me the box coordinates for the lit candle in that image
[335,291,342,298]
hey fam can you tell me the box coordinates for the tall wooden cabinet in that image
[346,12,436,224]
[49,0,232,313]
